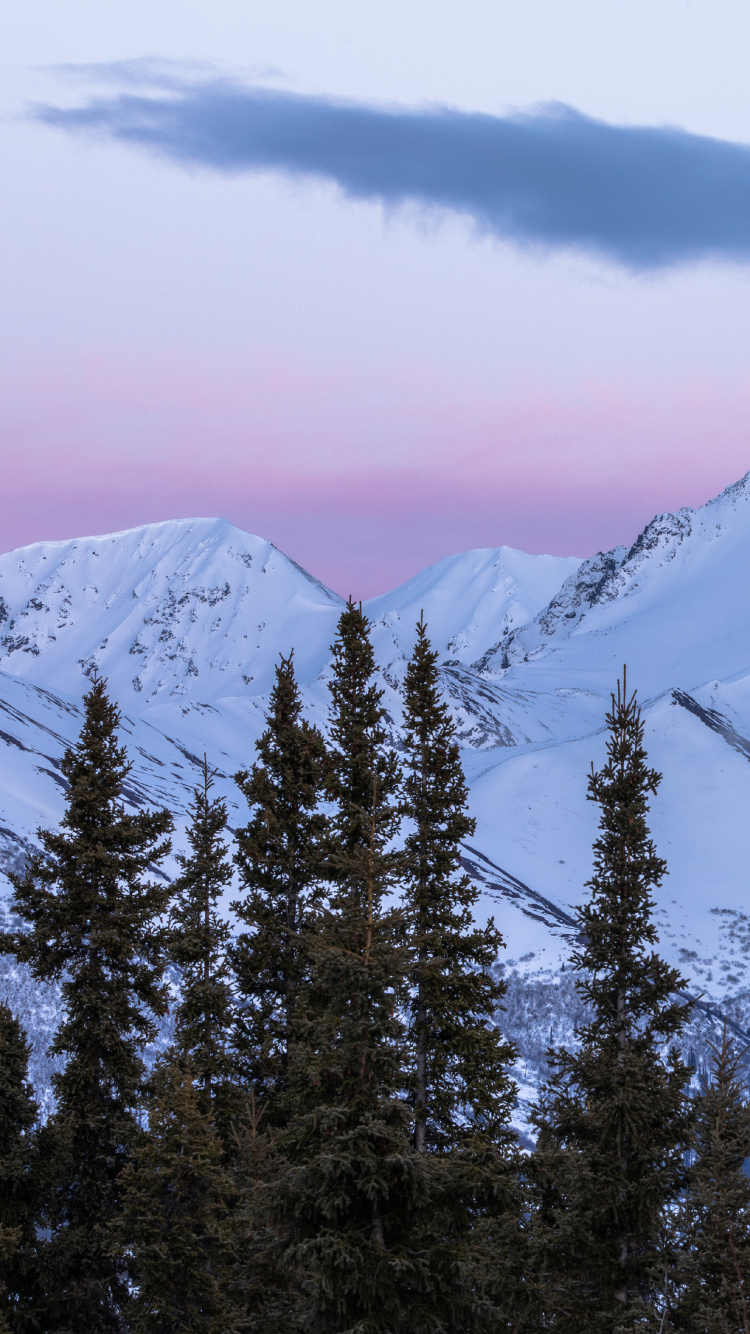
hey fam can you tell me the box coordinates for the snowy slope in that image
[0,519,581,974]
[366,545,582,666]
[0,669,254,887]
[0,519,343,706]
[449,472,750,1002]
[486,471,750,698]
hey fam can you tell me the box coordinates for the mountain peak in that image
[0,518,342,704]
[479,469,750,694]
[365,544,582,666]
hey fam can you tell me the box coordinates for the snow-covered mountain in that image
[486,472,750,694]
[0,519,343,705]
[0,518,581,883]
[366,545,582,668]
[0,518,580,704]
[4,474,750,1113]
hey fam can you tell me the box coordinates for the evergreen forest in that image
[0,604,748,1333]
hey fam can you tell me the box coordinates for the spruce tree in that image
[0,1005,39,1334]
[279,602,436,1333]
[0,673,173,1333]
[673,1030,750,1333]
[400,616,525,1328]
[232,652,327,1113]
[116,1057,240,1334]
[531,671,691,1333]
[169,759,237,1133]
[402,614,517,1153]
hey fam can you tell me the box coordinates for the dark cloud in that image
[32,65,750,269]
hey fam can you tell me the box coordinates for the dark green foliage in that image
[532,672,691,1333]
[0,642,734,1333]
[169,760,237,1132]
[325,599,401,862]
[279,601,438,1333]
[0,1005,39,1334]
[401,614,517,1153]
[672,1031,750,1333]
[0,673,172,1333]
[399,617,525,1328]
[116,1057,240,1334]
[232,652,327,1112]
[230,1095,306,1334]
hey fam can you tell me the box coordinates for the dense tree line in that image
[0,606,748,1331]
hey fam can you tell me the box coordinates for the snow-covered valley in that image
[4,473,750,1120]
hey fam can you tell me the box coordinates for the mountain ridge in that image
[4,476,750,1120]
[0,517,580,706]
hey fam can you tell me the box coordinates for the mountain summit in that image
[0,518,342,704]
[487,470,750,695]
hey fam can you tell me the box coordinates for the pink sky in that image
[3,348,749,596]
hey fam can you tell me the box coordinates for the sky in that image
[3,2,750,596]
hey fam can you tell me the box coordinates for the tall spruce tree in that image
[0,673,173,1334]
[402,614,517,1153]
[0,1005,39,1334]
[169,759,237,1132]
[232,651,327,1113]
[400,616,525,1329]
[531,671,691,1333]
[672,1030,750,1333]
[279,602,439,1333]
[116,1057,241,1334]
